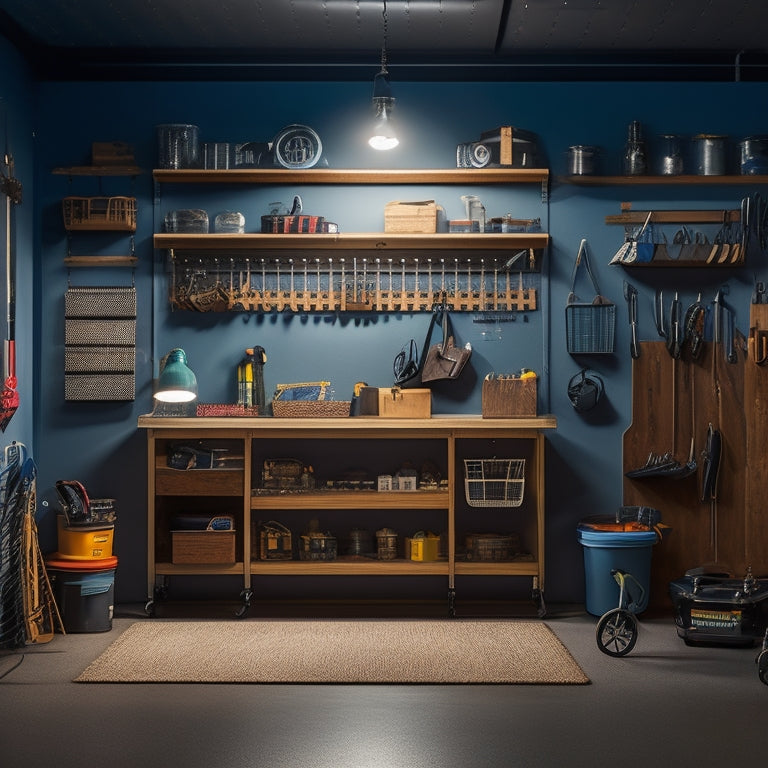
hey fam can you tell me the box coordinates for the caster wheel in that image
[144,600,155,617]
[596,608,638,657]
[757,650,768,685]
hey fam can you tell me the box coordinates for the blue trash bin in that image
[577,520,657,616]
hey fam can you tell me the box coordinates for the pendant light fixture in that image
[368,0,399,151]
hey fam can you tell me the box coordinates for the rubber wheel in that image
[757,650,768,685]
[596,608,638,657]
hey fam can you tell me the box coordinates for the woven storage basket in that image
[65,319,136,346]
[65,374,135,401]
[65,286,137,318]
[272,400,351,418]
[65,346,135,373]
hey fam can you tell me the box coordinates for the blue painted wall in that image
[6,66,766,605]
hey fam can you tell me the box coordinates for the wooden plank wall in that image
[622,340,752,611]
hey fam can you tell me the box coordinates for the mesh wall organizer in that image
[64,285,137,401]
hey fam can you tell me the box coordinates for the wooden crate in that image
[358,387,431,418]
[482,378,537,418]
[171,530,236,564]
[384,200,437,233]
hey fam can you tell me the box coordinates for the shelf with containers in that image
[138,415,556,617]
[152,167,550,314]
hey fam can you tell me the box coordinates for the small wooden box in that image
[171,531,236,564]
[482,378,537,418]
[358,387,431,418]
[384,200,437,233]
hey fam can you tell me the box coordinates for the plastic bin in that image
[45,555,118,633]
[577,519,657,616]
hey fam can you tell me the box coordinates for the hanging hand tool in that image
[654,289,668,340]
[666,292,682,359]
[682,292,706,361]
[623,280,639,359]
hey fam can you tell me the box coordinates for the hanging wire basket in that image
[464,458,526,508]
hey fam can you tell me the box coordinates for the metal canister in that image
[693,134,728,175]
[567,145,599,176]
[739,135,768,175]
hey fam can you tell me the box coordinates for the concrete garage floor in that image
[0,604,764,768]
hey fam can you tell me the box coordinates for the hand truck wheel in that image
[757,649,768,686]
[596,608,639,657]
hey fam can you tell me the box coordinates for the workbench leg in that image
[533,577,546,617]
[448,587,456,618]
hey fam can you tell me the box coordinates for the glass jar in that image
[658,134,684,175]
[623,121,647,176]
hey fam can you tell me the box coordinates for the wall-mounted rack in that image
[605,210,740,225]
[167,251,539,314]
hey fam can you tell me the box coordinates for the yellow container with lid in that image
[407,532,440,562]
[57,515,114,560]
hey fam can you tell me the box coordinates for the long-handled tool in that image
[0,151,21,431]
[623,280,639,359]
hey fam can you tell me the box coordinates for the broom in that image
[0,152,21,432]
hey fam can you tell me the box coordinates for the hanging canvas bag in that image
[565,239,616,354]
[421,306,472,383]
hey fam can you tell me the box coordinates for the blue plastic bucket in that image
[576,524,657,616]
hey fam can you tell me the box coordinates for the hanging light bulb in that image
[369,0,399,151]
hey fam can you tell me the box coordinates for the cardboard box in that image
[358,387,431,418]
[482,377,537,418]
[384,200,438,233]
[172,531,236,564]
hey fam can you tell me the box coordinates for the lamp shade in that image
[154,348,198,403]
[369,96,399,150]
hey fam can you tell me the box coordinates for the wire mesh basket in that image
[464,458,526,508]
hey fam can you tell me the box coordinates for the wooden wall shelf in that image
[154,231,549,252]
[564,174,768,186]
[152,168,550,185]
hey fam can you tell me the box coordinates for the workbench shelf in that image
[139,416,555,617]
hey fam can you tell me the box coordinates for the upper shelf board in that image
[152,168,550,185]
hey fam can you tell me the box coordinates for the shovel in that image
[0,152,21,431]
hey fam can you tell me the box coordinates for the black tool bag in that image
[669,568,768,646]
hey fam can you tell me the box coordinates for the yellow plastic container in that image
[407,533,440,562]
[57,515,115,560]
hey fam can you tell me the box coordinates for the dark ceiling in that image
[1,0,766,81]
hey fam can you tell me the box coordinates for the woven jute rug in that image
[75,619,589,685]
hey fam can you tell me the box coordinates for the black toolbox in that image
[669,567,768,646]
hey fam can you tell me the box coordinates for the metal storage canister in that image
[567,145,599,176]
[693,134,728,175]
[376,528,398,560]
[739,136,768,175]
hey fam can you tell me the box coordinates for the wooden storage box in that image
[384,200,437,233]
[171,530,236,564]
[358,387,431,418]
[482,377,537,418]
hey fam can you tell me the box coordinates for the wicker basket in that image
[196,403,260,417]
[62,196,137,232]
[465,533,521,561]
[272,400,351,418]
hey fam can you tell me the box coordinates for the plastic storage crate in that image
[464,458,525,507]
